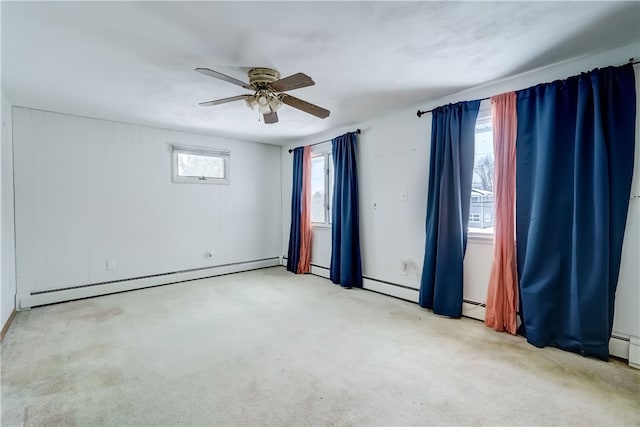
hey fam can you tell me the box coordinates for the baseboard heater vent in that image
[462,299,487,308]
[611,334,630,342]
[19,257,280,309]
[362,275,419,292]
[31,258,279,295]
[283,258,632,363]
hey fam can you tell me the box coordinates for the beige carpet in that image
[1,267,639,426]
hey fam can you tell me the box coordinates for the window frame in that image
[171,144,230,185]
[311,150,333,227]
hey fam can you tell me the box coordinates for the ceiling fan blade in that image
[263,111,279,124]
[270,73,315,92]
[282,95,330,119]
[199,95,248,107]
[195,68,251,89]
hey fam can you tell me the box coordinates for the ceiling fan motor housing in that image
[248,68,281,88]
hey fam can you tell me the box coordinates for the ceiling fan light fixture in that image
[196,67,330,122]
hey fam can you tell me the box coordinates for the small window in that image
[311,152,333,226]
[172,145,230,184]
[469,100,494,235]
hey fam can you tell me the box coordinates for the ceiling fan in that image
[196,67,330,124]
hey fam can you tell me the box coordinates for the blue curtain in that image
[331,132,362,288]
[516,64,636,360]
[419,101,480,317]
[287,147,304,273]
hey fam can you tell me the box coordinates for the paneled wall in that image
[12,108,281,298]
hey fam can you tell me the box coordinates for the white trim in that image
[362,278,419,302]
[171,144,230,157]
[360,280,633,363]
[287,260,634,363]
[467,234,494,245]
[311,223,332,230]
[627,335,640,369]
[608,333,640,368]
[310,265,330,279]
[609,335,630,363]
[462,301,486,321]
[18,258,279,309]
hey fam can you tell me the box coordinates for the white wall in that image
[281,43,640,358]
[12,108,281,301]
[1,91,17,331]
[281,99,495,302]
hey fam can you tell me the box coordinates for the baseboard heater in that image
[18,257,281,310]
[288,259,632,363]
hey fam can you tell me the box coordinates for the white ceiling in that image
[2,1,639,145]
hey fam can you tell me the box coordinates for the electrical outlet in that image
[400,261,408,276]
[205,250,214,259]
[106,259,116,271]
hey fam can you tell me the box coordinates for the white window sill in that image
[467,233,494,245]
[312,223,332,230]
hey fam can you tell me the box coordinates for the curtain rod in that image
[416,97,489,117]
[288,129,361,153]
[416,58,640,118]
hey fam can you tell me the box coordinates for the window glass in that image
[469,100,494,234]
[177,153,224,179]
[172,145,230,184]
[311,152,333,226]
[311,156,326,223]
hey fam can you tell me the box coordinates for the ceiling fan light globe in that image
[258,95,268,106]
[258,104,271,114]
[268,96,282,112]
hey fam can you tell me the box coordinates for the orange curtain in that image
[485,92,518,334]
[297,146,312,273]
